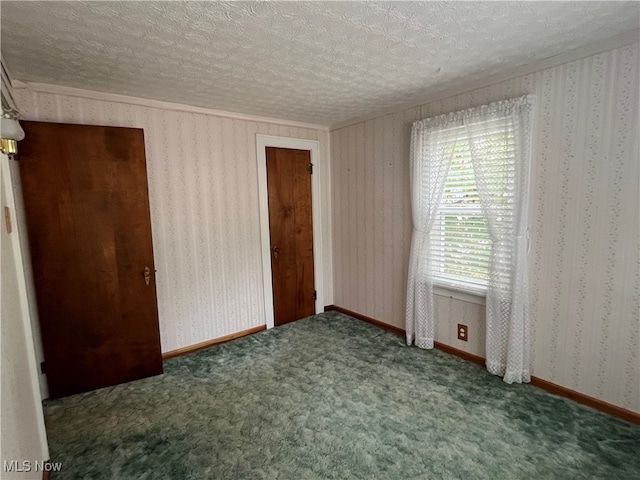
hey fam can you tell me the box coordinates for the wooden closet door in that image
[19,121,163,399]
[266,147,316,326]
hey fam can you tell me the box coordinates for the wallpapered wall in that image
[331,42,639,412]
[14,88,332,356]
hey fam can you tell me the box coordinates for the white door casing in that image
[255,135,323,329]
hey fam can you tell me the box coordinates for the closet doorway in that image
[256,135,324,330]
[265,147,316,325]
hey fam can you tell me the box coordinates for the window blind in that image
[430,135,491,294]
[429,118,518,294]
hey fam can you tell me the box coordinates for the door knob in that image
[143,266,151,286]
[273,247,280,259]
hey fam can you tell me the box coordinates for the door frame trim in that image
[1,153,50,458]
[256,135,323,329]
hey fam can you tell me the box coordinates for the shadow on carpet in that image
[43,311,640,479]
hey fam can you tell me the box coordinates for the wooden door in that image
[266,147,315,326]
[19,121,163,399]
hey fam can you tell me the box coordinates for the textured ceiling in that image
[1,1,639,126]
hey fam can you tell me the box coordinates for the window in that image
[431,134,491,295]
[407,95,534,381]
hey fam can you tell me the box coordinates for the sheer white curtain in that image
[465,96,535,383]
[406,116,462,348]
[406,95,535,383]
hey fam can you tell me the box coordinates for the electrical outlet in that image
[457,324,468,342]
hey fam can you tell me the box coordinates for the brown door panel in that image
[19,121,162,399]
[266,147,315,326]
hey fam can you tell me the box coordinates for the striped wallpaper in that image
[331,42,639,412]
[13,87,332,355]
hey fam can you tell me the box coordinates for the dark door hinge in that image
[40,362,46,374]
[308,163,314,174]
[312,290,317,300]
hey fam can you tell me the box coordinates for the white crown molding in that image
[331,29,640,131]
[13,81,330,132]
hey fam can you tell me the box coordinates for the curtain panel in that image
[406,94,535,383]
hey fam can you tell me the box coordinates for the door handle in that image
[143,266,151,286]
[273,247,280,260]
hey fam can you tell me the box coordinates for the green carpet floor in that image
[43,311,640,479]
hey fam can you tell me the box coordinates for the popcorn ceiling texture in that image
[1,1,638,125]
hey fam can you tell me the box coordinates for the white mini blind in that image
[430,127,492,294]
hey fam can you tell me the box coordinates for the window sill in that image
[433,284,486,306]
